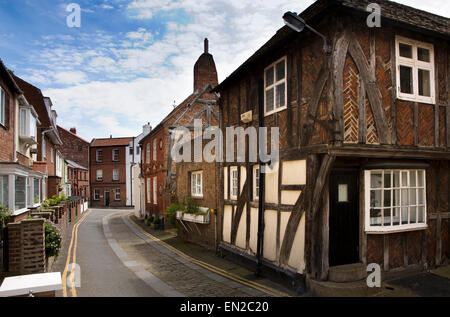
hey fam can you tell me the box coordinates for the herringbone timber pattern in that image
[418,104,434,147]
[343,55,359,143]
[396,101,414,145]
[366,96,380,144]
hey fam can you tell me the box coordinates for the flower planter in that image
[181,208,210,224]
[175,211,184,220]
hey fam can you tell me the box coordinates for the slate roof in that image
[66,159,88,170]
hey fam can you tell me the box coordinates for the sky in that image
[0,0,449,142]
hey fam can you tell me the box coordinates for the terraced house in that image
[213,0,449,288]
[0,61,45,222]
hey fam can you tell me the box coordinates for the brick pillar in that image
[7,219,45,274]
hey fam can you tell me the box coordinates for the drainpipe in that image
[256,79,265,277]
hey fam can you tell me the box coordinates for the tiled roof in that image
[12,74,51,127]
[57,125,90,144]
[214,0,449,92]
[91,137,134,147]
[66,159,88,170]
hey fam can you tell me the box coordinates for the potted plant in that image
[151,216,160,230]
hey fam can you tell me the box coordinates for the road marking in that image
[61,210,91,297]
[126,214,290,297]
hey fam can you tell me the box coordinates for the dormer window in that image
[264,57,287,116]
[395,36,435,104]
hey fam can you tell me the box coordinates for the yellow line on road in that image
[127,214,290,297]
[61,210,91,297]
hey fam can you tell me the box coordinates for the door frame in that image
[105,190,110,207]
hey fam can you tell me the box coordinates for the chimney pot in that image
[204,38,209,54]
[70,127,77,134]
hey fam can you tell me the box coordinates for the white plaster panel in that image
[249,207,259,253]
[282,160,306,185]
[288,213,306,273]
[263,210,278,262]
[281,190,301,205]
[236,206,247,249]
[223,205,232,243]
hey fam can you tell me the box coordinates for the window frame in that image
[94,189,100,201]
[96,150,103,163]
[115,188,121,201]
[191,171,203,198]
[112,149,119,162]
[153,177,157,205]
[364,169,428,233]
[0,86,5,126]
[264,56,288,117]
[153,139,157,161]
[253,165,260,201]
[146,178,151,203]
[230,166,238,200]
[146,144,151,164]
[113,169,119,181]
[395,36,435,104]
[96,169,103,181]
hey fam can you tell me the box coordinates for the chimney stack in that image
[204,38,209,54]
[70,127,77,135]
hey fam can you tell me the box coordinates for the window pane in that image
[370,209,382,226]
[401,189,408,206]
[418,69,431,97]
[265,67,274,87]
[393,189,400,206]
[15,176,26,210]
[0,175,8,209]
[418,206,425,223]
[418,170,424,187]
[30,114,36,139]
[266,88,274,112]
[384,172,391,188]
[33,178,40,204]
[371,172,382,188]
[370,190,382,207]
[393,207,400,225]
[409,171,416,187]
[401,207,408,224]
[409,188,416,205]
[410,206,417,223]
[393,171,400,187]
[399,43,412,58]
[400,66,413,94]
[384,190,391,207]
[20,109,27,135]
[338,184,348,202]
[418,188,425,204]
[383,208,392,226]
[417,47,430,62]
[401,171,408,187]
[276,60,285,81]
[276,83,285,108]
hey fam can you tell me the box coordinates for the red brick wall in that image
[0,77,15,163]
[7,219,45,274]
[56,126,89,168]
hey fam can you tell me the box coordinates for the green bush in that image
[44,221,62,258]
[183,197,204,215]
[166,202,185,226]
[152,217,160,225]
[0,205,12,229]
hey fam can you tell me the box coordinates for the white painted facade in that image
[126,123,151,212]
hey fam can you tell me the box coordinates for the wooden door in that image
[105,191,110,207]
[329,170,360,266]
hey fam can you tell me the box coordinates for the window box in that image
[181,208,210,224]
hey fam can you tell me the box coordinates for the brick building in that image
[90,137,134,207]
[213,0,450,287]
[67,160,89,198]
[57,126,89,169]
[12,75,63,200]
[0,60,45,223]
[139,39,219,222]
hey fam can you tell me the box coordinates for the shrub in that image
[0,205,12,229]
[183,197,204,215]
[44,221,62,258]
[152,217,160,225]
[166,202,185,226]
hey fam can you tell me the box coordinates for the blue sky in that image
[0,0,448,141]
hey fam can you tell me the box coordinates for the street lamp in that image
[283,11,332,54]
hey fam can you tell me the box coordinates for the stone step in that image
[329,263,367,283]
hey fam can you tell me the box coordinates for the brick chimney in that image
[70,127,77,134]
[193,38,218,93]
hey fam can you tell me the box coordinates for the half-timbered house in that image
[213,0,449,287]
